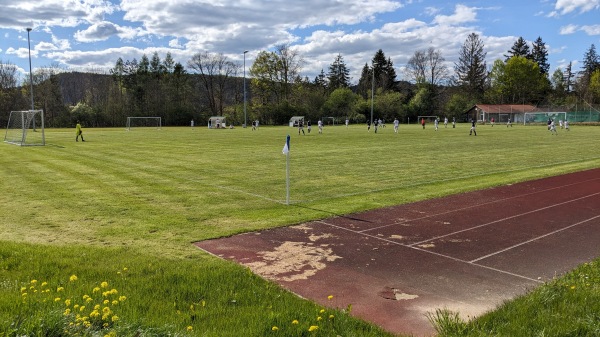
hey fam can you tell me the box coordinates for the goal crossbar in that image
[126,117,162,131]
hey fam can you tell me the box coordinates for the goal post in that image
[4,110,45,146]
[126,117,162,131]
[523,112,566,126]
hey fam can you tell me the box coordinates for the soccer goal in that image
[417,116,439,124]
[126,117,162,131]
[4,110,45,146]
[523,112,566,126]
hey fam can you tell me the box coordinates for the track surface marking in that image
[196,168,600,336]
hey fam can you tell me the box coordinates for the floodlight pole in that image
[243,50,249,128]
[26,28,34,111]
[370,66,374,126]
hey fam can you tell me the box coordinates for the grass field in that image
[1,123,599,336]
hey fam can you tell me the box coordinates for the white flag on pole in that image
[282,135,290,154]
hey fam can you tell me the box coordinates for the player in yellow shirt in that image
[76,121,85,142]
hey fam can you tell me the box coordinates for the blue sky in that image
[1,0,599,84]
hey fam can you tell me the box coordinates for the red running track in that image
[196,168,600,336]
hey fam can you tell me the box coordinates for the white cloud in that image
[432,4,478,26]
[560,24,578,34]
[580,25,600,35]
[554,0,600,15]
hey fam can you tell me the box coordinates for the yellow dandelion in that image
[69,275,78,282]
[65,299,71,306]
[570,285,576,290]
[329,315,334,319]
[317,316,322,321]
[190,304,195,311]
[112,300,119,305]
[30,279,37,285]
[201,300,205,307]
[86,297,93,303]
[118,296,127,302]
[80,306,86,312]
[292,320,299,324]
[100,281,109,288]
[110,289,118,295]
[123,267,128,271]
[64,308,71,316]
[319,309,325,313]
[54,297,61,302]
[111,315,119,322]
[20,287,27,292]
[93,287,101,293]
[103,299,110,305]
[57,287,64,292]
[187,326,193,331]
[102,313,110,321]
[327,295,333,300]
[103,306,111,314]
[74,304,80,310]
[90,310,100,318]
[21,292,27,297]
[41,282,48,287]
[308,325,319,332]
[83,294,90,300]
[103,322,109,328]
[271,326,279,331]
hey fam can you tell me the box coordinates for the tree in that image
[188,51,238,116]
[406,47,449,86]
[505,37,530,60]
[564,61,574,93]
[488,56,549,104]
[589,70,600,103]
[454,33,487,101]
[327,54,350,90]
[356,63,372,98]
[321,87,358,119]
[581,44,599,80]
[531,37,550,75]
[371,49,397,91]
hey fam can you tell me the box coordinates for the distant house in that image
[465,104,538,123]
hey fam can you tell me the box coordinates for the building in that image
[465,104,538,124]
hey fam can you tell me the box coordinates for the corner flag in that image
[282,135,290,155]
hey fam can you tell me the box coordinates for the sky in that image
[1,0,599,85]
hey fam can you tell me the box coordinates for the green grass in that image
[1,123,599,336]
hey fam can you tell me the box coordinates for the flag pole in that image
[282,134,291,205]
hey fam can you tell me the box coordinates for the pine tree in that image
[582,44,599,79]
[454,33,487,100]
[505,37,531,60]
[531,37,550,75]
[356,63,372,98]
[327,54,350,90]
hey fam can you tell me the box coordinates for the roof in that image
[470,104,538,113]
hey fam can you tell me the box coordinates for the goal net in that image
[417,116,439,124]
[4,110,45,146]
[523,112,566,126]
[126,117,162,131]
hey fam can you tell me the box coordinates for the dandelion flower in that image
[123,267,128,271]
[64,308,71,316]
[80,306,86,312]
[327,295,333,300]
[54,297,62,302]
[41,282,48,287]
[30,279,38,285]
[100,281,109,288]
[319,309,325,313]
[21,293,27,297]
[112,300,119,305]
[308,325,319,332]
[329,315,334,319]
[69,275,78,282]
[317,316,322,321]
[111,315,119,322]
[93,287,101,293]
[65,299,71,306]
[187,326,193,331]
[20,287,27,292]
[118,296,127,302]
[291,320,299,324]
[104,300,110,305]
[271,326,279,331]
[57,287,64,292]
[570,285,576,290]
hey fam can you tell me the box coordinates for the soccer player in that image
[393,118,399,133]
[307,120,312,133]
[507,117,512,127]
[549,119,558,135]
[191,119,194,129]
[491,117,495,127]
[318,119,323,134]
[452,117,456,128]
[434,118,439,131]
[298,120,305,135]
[559,119,563,129]
[75,121,85,142]
[345,118,349,128]
[469,119,477,136]
[444,117,448,128]
[421,117,425,129]
[564,120,570,131]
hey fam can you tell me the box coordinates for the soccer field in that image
[1,123,599,335]
[2,123,599,256]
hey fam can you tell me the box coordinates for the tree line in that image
[1,34,599,128]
